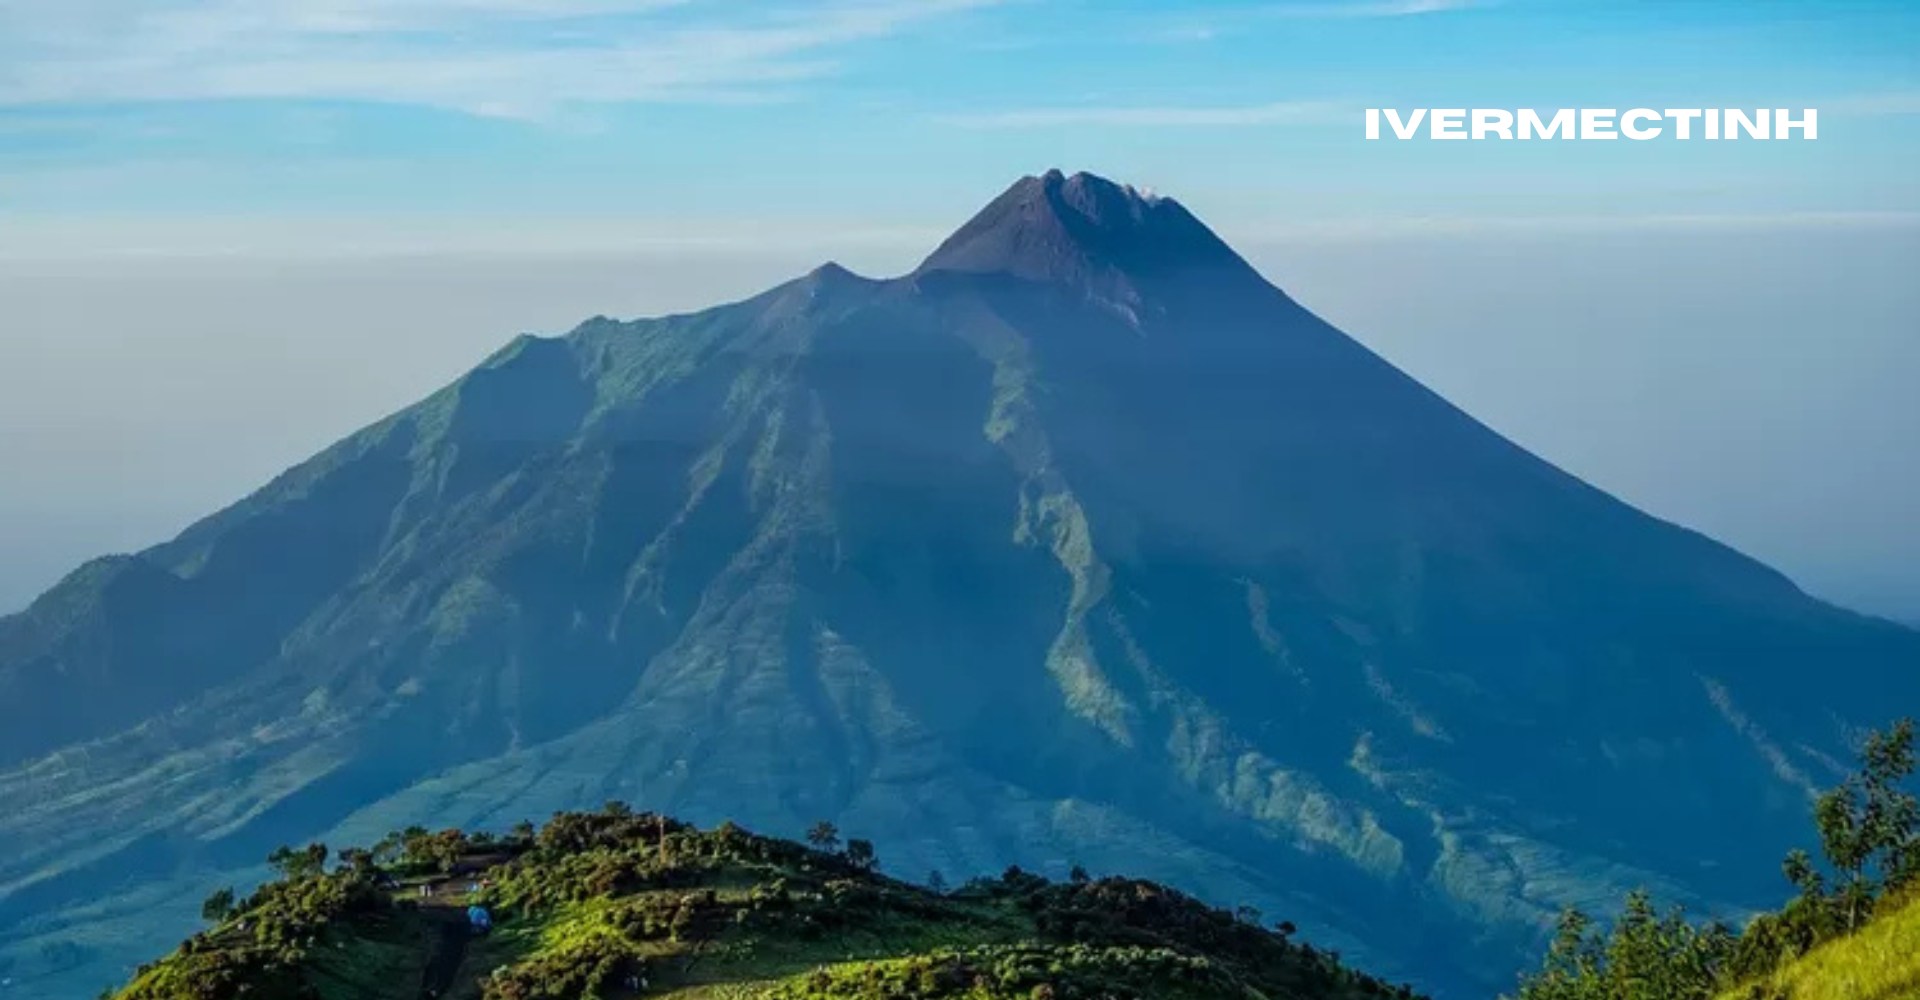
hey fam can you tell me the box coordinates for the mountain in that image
[1,170,1915,999]
[109,809,1424,1000]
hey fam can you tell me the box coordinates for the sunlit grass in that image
[1718,894,1920,1000]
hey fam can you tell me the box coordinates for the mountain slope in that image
[112,810,1424,1000]
[2,170,1915,999]
[1715,892,1920,1000]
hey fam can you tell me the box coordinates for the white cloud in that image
[1265,0,1482,17]
[1149,0,1482,44]
[941,101,1344,128]
[0,0,1002,118]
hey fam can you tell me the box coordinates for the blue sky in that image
[3,0,1918,244]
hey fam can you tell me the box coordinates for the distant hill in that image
[110,809,1422,1000]
[3,170,1917,999]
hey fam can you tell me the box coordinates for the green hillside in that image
[1506,718,1918,1000]
[1715,893,1919,1000]
[114,807,1422,1000]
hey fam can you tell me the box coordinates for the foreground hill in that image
[1715,893,1918,1000]
[1728,894,1920,998]
[4,170,1917,997]
[1501,716,1919,1000]
[114,810,1420,1000]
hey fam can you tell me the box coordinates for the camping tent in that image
[467,906,493,933]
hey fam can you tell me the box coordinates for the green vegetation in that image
[1510,719,1919,1000]
[119,867,404,1000]
[1714,891,1920,1000]
[198,889,236,925]
[111,807,1424,1000]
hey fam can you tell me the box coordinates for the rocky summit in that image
[2,170,1915,998]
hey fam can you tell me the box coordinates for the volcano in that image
[2,170,1914,998]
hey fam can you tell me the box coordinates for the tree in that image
[1235,904,1264,926]
[1068,864,1090,885]
[267,842,329,880]
[1514,907,1607,1000]
[806,820,840,853]
[1510,717,1918,999]
[844,838,878,872]
[396,825,433,868]
[424,829,469,872]
[926,870,948,894]
[1513,893,1734,1000]
[371,832,404,867]
[1806,718,1917,931]
[1782,848,1825,900]
[337,847,375,875]
[200,887,236,924]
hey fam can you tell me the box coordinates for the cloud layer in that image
[0,0,1000,117]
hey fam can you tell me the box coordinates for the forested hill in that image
[113,808,1425,1000]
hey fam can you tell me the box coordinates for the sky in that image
[1,0,1917,619]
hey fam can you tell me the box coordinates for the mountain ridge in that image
[0,170,1914,1000]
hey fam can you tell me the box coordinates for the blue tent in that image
[467,906,493,932]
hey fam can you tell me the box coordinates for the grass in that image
[106,813,1423,1000]
[1718,894,1920,1000]
[444,921,545,1000]
[520,875,1020,1000]
[686,905,1010,977]
[304,916,428,1000]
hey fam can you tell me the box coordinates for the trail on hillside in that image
[417,919,470,1000]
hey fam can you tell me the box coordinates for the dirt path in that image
[417,919,471,1000]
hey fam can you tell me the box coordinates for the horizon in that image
[4,164,1918,622]
[5,4,1917,622]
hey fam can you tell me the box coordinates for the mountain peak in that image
[915,169,1246,285]
[806,261,860,283]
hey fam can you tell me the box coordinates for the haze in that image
[2,218,1915,622]
[4,0,1917,620]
